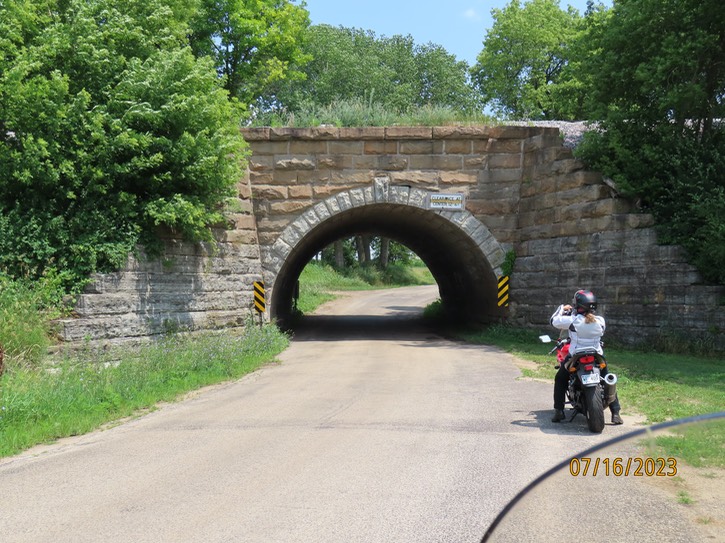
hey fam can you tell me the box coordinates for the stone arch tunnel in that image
[267,192,508,326]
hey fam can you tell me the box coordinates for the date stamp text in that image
[569,457,677,477]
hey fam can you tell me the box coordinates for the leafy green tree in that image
[415,43,480,111]
[188,0,311,107]
[577,0,725,284]
[582,0,724,134]
[0,0,245,285]
[268,24,479,114]
[471,0,583,119]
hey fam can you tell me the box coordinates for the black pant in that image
[553,361,621,412]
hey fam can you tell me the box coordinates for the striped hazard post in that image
[253,281,266,314]
[497,275,510,307]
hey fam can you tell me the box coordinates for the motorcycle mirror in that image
[539,335,552,343]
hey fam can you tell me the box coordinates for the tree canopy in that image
[266,24,480,115]
[582,0,725,133]
[471,0,583,119]
[188,0,311,108]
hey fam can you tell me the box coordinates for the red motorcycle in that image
[541,335,617,433]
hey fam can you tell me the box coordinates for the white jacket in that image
[550,304,605,355]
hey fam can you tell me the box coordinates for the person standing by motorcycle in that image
[550,290,623,425]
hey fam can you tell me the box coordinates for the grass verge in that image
[0,325,289,458]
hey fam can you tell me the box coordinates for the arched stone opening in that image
[262,186,508,328]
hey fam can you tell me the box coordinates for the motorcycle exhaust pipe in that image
[603,373,618,405]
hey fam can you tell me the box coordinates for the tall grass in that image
[0,325,289,457]
[0,273,64,366]
[250,98,495,128]
[0,272,290,458]
[460,324,724,422]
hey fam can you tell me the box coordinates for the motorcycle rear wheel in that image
[583,385,605,433]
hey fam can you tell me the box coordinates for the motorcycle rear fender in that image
[566,349,606,372]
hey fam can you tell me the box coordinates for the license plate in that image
[581,373,600,385]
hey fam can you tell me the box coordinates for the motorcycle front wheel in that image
[583,385,605,433]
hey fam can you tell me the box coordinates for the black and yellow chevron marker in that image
[497,275,510,307]
[253,281,266,313]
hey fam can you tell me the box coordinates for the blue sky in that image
[304,0,609,66]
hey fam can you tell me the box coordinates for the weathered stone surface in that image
[317,155,354,170]
[252,185,288,199]
[240,127,269,141]
[408,155,463,170]
[390,171,439,186]
[329,141,364,155]
[245,140,288,155]
[400,141,436,155]
[440,171,477,185]
[289,185,313,199]
[385,126,432,139]
[338,127,386,140]
[364,141,398,155]
[289,140,328,154]
[443,140,472,154]
[275,157,315,170]
[432,126,491,139]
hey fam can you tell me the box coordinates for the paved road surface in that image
[0,286,701,542]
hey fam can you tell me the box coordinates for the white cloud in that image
[463,8,482,21]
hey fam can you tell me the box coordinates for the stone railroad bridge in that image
[59,126,724,350]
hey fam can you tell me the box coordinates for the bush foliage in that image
[0,0,247,288]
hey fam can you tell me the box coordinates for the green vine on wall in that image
[501,250,516,277]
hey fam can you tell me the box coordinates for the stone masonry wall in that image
[511,141,725,348]
[56,125,725,350]
[56,184,264,352]
[242,125,548,249]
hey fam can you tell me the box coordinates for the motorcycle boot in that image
[608,395,623,424]
[552,409,566,423]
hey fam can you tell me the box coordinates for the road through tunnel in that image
[266,197,509,329]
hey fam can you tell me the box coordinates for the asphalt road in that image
[0,285,703,542]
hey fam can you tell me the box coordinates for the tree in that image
[319,236,414,271]
[577,0,725,284]
[188,0,311,107]
[268,24,479,114]
[414,43,480,111]
[471,0,583,119]
[582,0,725,134]
[0,0,246,285]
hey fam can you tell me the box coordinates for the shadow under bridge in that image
[267,201,509,328]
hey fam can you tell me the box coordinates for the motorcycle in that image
[540,335,618,433]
